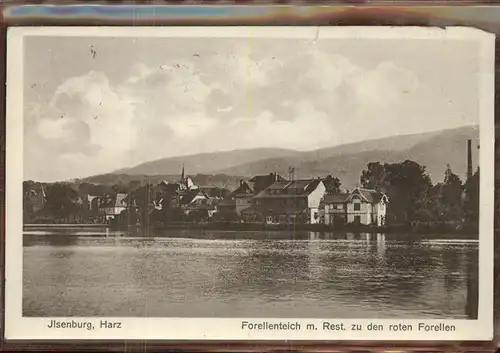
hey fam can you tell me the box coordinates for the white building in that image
[322,187,389,226]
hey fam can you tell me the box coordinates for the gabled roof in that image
[115,193,128,207]
[254,179,322,198]
[184,198,218,210]
[323,193,349,204]
[347,188,388,204]
[229,181,253,198]
[200,187,230,199]
[179,189,207,205]
[287,179,322,194]
[99,193,130,208]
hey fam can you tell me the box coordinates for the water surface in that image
[23,228,478,318]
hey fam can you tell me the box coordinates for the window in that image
[337,204,344,210]
[354,203,361,211]
[354,215,361,224]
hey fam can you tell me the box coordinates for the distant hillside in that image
[79,173,245,191]
[214,125,479,190]
[114,148,298,175]
[84,125,479,190]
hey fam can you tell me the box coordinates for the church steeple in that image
[181,164,185,182]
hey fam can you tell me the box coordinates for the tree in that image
[359,160,433,224]
[44,183,80,221]
[323,175,342,193]
[463,168,480,223]
[112,182,128,194]
[440,165,464,220]
[127,180,142,193]
[130,183,155,228]
[360,162,388,191]
[386,160,433,223]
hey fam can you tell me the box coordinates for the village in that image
[23,139,480,232]
[24,167,390,228]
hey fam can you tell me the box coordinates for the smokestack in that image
[467,139,473,180]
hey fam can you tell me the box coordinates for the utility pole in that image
[288,167,295,182]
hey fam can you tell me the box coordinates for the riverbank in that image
[148,222,478,237]
[24,222,478,234]
[24,224,108,228]
[23,221,479,239]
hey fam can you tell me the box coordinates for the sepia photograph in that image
[5,26,494,340]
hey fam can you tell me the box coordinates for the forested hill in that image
[80,125,479,190]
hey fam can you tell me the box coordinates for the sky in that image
[23,33,481,181]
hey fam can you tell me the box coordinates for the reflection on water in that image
[23,228,478,318]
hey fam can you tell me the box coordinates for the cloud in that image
[24,42,474,181]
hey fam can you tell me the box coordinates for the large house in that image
[322,187,389,226]
[217,180,254,216]
[247,178,326,224]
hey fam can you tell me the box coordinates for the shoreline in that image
[23,222,479,239]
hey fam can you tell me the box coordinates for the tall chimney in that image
[467,139,473,180]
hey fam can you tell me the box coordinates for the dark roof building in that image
[253,178,322,199]
[248,173,286,194]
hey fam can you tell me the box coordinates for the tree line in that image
[360,160,479,230]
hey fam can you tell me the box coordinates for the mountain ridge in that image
[83,125,479,190]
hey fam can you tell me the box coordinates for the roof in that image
[253,179,322,199]
[266,181,290,190]
[248,174,285,183]
[179,189,206,205]
[323,193,349,204]
[184,198,217,210]
[200,187,230,199]
[229,181,253,198]
[115,193,128,207]
[287,179,322,194]
[348,188,387,204]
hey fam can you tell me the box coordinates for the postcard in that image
[4,26,495,340]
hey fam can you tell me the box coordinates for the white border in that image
[5,26,495,341]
